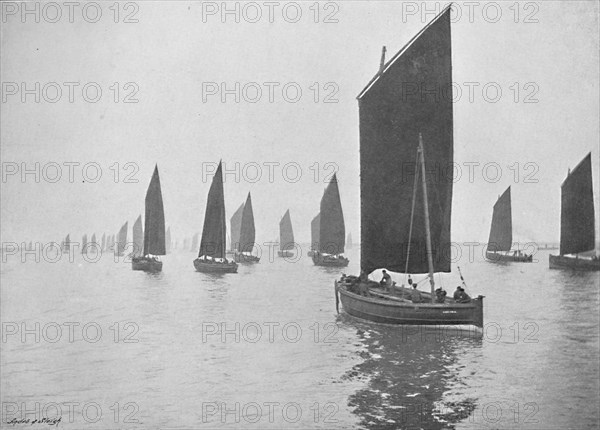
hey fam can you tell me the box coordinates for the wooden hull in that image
[312,254,349,267]
[335,282,484,328]
[486,251,532,263]
[193,258,238,273]
[234,252,260,263]
[277,250,294,258]
[549,254,600,271]
[132,256,163,272]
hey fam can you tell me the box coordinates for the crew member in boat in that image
[435,288,447,303]
[411,284,422,303]
[380,270,392,292]
[453,286,462,300]
[455,287,472,303]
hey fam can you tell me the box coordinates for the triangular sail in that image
[143,166,166,256]
[133,215,143,257]
[117,222,128,255]
[199,162,227,259]
[191,233,199,251]
[279,210,294,251]
[319,174,346,254]
[238,192,256,253]
[230,203,245,251]
[311,213,320,251]
[358,6,453,274]
[560,153,595,255]
[488,186,512,252]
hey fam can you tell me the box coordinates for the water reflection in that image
[343,316,483,429]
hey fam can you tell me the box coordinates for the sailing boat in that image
[312,174,349,267]
[101,233,106,252]
[335,6,484,328]
[347,232,353,250]
[308,213,320,257]
[132,166,166,272]
[193,161,238,273]
[190,232,200,252]
[81,234,88,254]
[132,215,144,258]
[549,153,599,270]
[62,234,70,254]
[486,186,532,263]
[278,209,295,257]
[235,192,260,263]
[228,202,245,255]
[116,222,128,257]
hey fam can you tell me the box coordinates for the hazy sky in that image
[1,1,599,246]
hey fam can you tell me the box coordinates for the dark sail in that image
[358,6,453,274]
[117,222,128,255]
[190,233,199,252]
[488,186,512,252]
[279,210,294,251]
[311,213,320,251]
[133,215,143,257]
[143,165,166,256]
[230,203,245,251]
[560,153,595,255]
[238,192,256,253]
[199,162,226,259]
[319,174,346,254]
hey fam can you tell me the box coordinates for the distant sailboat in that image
[193,161,238,273]
[132,215,143,258]
[132,165,166,272]
[312,174,349,267]
[235,192,259,263]
[228,202,245,255]
[335,6,484,327]
[62,234,70,254]
[183,238,190,251]
[486,186,532,263]
[308,213,320,257]
[101,233,106,252]
[166,227,172,254]
[278,209,295,258]
[81,234,88,254]
[550,153,599,270]
[116,222,128,257]
[190,232,200,252]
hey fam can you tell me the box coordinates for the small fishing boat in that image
[277,209,295,257]
[335,5,484,328]
[312,174,349,267]
[485,186,532,263]
[193,162,238,273]
[308,213,320,257]
[549,153,599,270]
[62,234,70,254]
[100,233,106,252]
[132,165,166,272]
[115,222,128,257]
[235,192,260,263]
[227,202,244,255]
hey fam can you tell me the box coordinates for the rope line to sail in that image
[404,149,421,281]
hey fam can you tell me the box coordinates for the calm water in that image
[1,246,598,429]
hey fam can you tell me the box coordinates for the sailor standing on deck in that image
[380,270,392,292]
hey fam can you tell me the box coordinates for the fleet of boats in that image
[42,7,596,333]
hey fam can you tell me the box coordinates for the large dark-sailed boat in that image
[132,166,166,272]
[132,215,143,258]
[227,202,244,255]
[335,5,484,328]
[62,234,70,254]
[194,162,238,273]
[235,192,260,263]
[308,213,320,257]
[313,174,349,267]
[549,153,599,270]
[486,186,532,263]
[277,209,295,258]
[116,222,128,257]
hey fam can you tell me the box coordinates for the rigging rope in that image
[404,150,421,282]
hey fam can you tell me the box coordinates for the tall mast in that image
[418,133,435,303]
